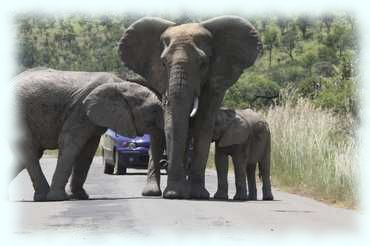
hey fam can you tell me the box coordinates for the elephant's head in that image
[118,16,260,185]
[83,82,163,136]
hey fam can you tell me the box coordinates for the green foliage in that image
[224,71,280,109]
[223,13,358,116]
[15,12,358,116]
[15,14,128,75]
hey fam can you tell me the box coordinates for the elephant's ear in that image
[118,17,176,95]
[83,83,137,137]
[217,113,250,148]
[201,16,261,90]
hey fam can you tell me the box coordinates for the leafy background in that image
[15,12,358,116]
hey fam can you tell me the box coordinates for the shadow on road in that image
[106,172,167,176]
[273,209,313,213]
[11,197,281,203]
[10,196,162,203]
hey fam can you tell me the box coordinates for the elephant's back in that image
[237,109,269,162]
[14,69,120,149]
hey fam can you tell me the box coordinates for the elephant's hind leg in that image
[246,163,257,200]
[69,135,100,200]
[231,152,248,201]
[19,145,49,201]
[260,154,273,201]
[260,127,273,200]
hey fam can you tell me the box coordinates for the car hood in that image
[106,129,150,145]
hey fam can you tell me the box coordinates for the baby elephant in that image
[13,68,163,201]
[212,108,273,201]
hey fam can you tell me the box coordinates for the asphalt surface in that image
[8,157,358,235]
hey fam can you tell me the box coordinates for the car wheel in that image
[115,150,127,175]
[104,163,114,175]
[102,148,114,175]
[101,148,105,164]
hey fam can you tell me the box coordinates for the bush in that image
[223,72,280,109]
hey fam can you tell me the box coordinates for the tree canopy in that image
[15,12,358,116]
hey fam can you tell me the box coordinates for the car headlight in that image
[128,142,136,149]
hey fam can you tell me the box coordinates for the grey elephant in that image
[13,68,163,201]
[118,16,260,199]
[212,108,273,201]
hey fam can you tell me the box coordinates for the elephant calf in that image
[212,108,273,201]
[13,68,163,201]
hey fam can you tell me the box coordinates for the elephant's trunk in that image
[164,64,194,184]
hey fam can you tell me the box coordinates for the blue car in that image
[101,129,152,175]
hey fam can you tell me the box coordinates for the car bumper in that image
[117,151,149,168]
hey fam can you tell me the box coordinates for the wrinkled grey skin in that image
[212,108,273,201]
[119,16,260,199]
[13,68,163,201]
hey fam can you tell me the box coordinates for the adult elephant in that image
[118,16,260,199]
[13,68,163,201]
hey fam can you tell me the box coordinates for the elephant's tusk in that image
[190,97,199,118]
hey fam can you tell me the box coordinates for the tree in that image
[297,15,313,39]
[321,13,334,34]
[263,24,280,67]
[281,23,298,60]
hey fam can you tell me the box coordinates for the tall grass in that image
[265,91,358,207]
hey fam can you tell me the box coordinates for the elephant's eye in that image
[162,37,170,47]
[160,57,167,68]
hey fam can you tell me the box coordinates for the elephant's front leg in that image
[213,148,229,200]
[142,128,165,196]
[69,135,101,200]
[190,90,224,199]
[47,132,87,201]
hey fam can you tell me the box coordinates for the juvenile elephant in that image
[119,16,260,199]
[212,108,273,201]
[13,68,163,201]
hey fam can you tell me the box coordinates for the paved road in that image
[8,157,357,234]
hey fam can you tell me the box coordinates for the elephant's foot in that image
[213,190,228,200]
[247,189,257,201]
[46,189,69,201]
[190,184,210,200]
[163,180,190,199]
[33,191,49,202]
[262,186,274,200]
[33,185,50,202]
[247,193,257,201]
[233,190,248,201]
[263,192,274,201]
[70,188,90,200]
[142,181,162,196]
